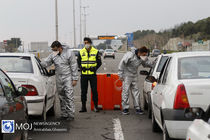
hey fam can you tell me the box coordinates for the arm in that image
[40,54,53,68]
[141,58,155,68]
[96,52,102,70]
[69,51,79,81]
[118,52,131,79]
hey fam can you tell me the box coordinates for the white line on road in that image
[113,118,125,140]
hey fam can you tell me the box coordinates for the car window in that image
[0,70,16,102]
[0,56,33,73]
[162,58,172,84]
[158,57,170,83]
[105,49,114,52]
[34,57,48,76]
[178,56,210,79]
[0,84,4,96]
[156,56,169,72]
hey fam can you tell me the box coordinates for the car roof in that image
[171,51,210,58]
[0,53,35,57]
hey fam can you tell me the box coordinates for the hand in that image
[72,80,77,87]
[119,77,124,81]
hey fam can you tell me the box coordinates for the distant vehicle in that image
[0,68,28,140]
[104,49,115,59]
[140,54,170,118]
[151,49,161,57]
[70,49,81,58]
[186,105,210,140]
[0,53,57,121]
[99,49,104,56]
[146,52,210,140]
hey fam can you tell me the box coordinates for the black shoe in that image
[122,109,129,115]
[66,117,74,121]
[59,116,68,121]
[93,107,99,112]
[136,109,144,115]
[79,108,87,113]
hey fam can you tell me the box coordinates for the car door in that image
[153,58,171,125]
[34,57,55,111]
[0,70,25,140]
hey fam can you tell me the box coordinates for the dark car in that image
[0,69,28,140]
[151,49,161,57]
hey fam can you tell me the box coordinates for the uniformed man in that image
[77,37,102,113]
[41,41,78,120]
[118,46,154,115]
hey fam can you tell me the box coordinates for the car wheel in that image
[48,98,56,116]
[144,96,148,110]
[163,121,172,140]
[21,110,28,140]
[152,109,161,132]
[42,102,47,121]
[147,96,152,119]
[21,129,28,140]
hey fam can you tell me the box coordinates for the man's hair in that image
[138,46,149,53]
[51,41,62,48]
[84,37,92,44]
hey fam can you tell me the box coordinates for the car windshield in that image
[156,56,169,72]
[154,50,160,52]
[178,56,210,79]
[105,50,114,52]
[0,56,33,73]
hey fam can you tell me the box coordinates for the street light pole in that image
[83,6,88,37]
[80,0,82,47]
[73,0,76,48]
[55,0,58,41]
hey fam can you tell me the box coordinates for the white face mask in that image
[53,51,59,55]
[140,56,148,61]
[85,44,91,49]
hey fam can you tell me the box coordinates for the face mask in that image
[140,56,148,61]
[53,50,59,55]
[85,44,91,49]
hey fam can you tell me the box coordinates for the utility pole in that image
[73,0,76,48]
[80,0,82,47]
[55,0,58,41]
[83,6,88,38]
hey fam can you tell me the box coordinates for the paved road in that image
[29,53,162,140]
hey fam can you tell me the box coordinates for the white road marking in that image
[104,67,107,71]
[113,118,125,140]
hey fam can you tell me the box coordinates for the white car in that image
[147,51,210,139]
[186,106,210,140]
[104,49,115,59]
[141,54,170,118]
[0,53,56,120]
[186,120,210,140]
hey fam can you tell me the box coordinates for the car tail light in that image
[173,84,190,109]
[152,82,157,90]
[21,85,38,96]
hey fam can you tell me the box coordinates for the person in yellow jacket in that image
[77,37,102,112]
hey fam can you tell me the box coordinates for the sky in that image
[0,0,210,47]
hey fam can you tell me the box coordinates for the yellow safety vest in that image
[80,47,98,75]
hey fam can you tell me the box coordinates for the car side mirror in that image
[17,87,28,96]
[140,70,149,76]
[146,76,157,83]
[48,69,55,76]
